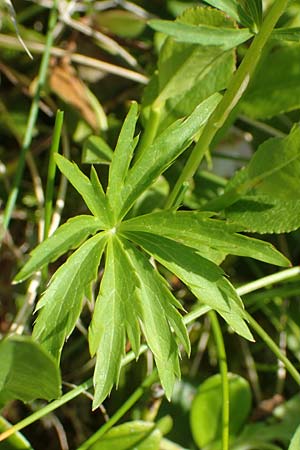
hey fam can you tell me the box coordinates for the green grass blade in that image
[43,110,64,240]
[2,0,59,236]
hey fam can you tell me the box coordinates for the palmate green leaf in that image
[148,20,252,50]
[89,236,189,408]
[120,211,289,266]
[107,102,139,215]
[33,233,107,361]
[55,154,111,225]
[14,215,104,283]
[0,336,61,405]
[123,231,253,340]
[117,93,221,220]
[143,7,235,133]
[240,44,300,119]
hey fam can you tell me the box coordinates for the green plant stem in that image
[43,110,64,240]
[209,311,229,450]
[238,114,287,138]
[183,305,211,324]
[1,1,59,235]
[0,378,93,442]
[245,311,300,386]
[237,266,300,296]
[166,0,289,209]
[136,106,161,160]
[77,370,159,450]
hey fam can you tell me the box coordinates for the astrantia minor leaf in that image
[33,232,107,361]
[14,215,104,283]
[120,211,289,267]
[123,231,253,340]
[118,93,221,220]
[55,154,111,225]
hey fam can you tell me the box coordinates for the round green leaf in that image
[190,373,252,448]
